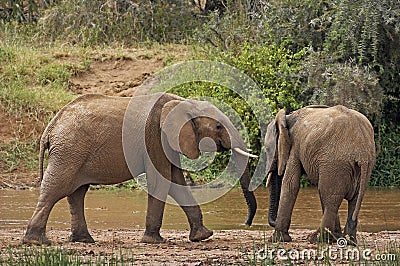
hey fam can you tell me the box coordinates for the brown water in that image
[1,187,399,232]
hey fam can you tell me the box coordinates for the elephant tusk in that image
[233,147,258,158]
[246,148,252,152]
[265,172,272,187]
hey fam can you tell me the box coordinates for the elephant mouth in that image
[216,139,229,152]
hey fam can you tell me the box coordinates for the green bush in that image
[299,51,384,123]
[218,42,305,114]
[259,0,400,125]
[32,0,204,46]
[0,0,40,22]
[370,123,400,187]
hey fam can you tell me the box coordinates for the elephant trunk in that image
[268,170,281,227]
[238,161,257,226]
[225,123,257,226]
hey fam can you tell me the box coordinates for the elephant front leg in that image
[181,205,213,242]
[170,166,212,242]
[142,194,166,243]
[169,187,213,242]
[271,159,301,243]
[67,184,94,243]
[141,161,172,244]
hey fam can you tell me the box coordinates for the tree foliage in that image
[260,0,400,124]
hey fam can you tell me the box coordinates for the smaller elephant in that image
[264,105,376,244]
[22,92,257,245]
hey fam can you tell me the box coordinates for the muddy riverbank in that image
[1,228,399,264]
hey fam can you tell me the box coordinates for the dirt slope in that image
[69,57,163,96]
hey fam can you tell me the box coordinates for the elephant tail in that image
[39,111,59,182]
[352,161,373,221]
[39,134,50,183]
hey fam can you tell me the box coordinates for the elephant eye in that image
[216,122,223,130]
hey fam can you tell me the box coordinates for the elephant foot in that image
[22,234,51,246]
[307,230,319,244]
[70,233,95,243]
[270,230,292,242]
[189,226,213,242]
[312,228,343,245]
[343,234,357,246]
[141,232,165,244]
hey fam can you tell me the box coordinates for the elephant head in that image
[160,98,258,225]
[264,109,291,227]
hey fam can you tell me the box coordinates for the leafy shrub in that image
[0,0,40,22]
[195,3,268,53]
[259,0,332,51]
[370,123,400,187]
[259,0,400,125]
[322,0,400,124]
[299,51,384,123]
[218,42,305,114]
[34,0,204,45]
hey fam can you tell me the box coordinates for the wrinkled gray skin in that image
[23,93,256,245]
[265,105,376,244]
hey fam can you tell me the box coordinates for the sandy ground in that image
[1,228,399,264]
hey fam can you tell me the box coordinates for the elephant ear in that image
[160,100,199,159]
[264,121,278,175]
[276,109,291,176]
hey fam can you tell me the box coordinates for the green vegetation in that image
[0,45,87,172]
[1,245,134,265]
[0,238,398,265]
[1,0,399,187]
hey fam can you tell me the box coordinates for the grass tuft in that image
[1,245,135,265]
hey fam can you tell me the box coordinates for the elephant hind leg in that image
[67,184,94,243]
[308,213,342,244]
[23,170,74,245]
[23,198,56,245]
[309,193,343,244]
[344,197,358,245]
[317,186,344,244]
[319,206,342,244]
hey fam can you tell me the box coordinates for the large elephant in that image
[23,92,257,245]
[264,105,376,244]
